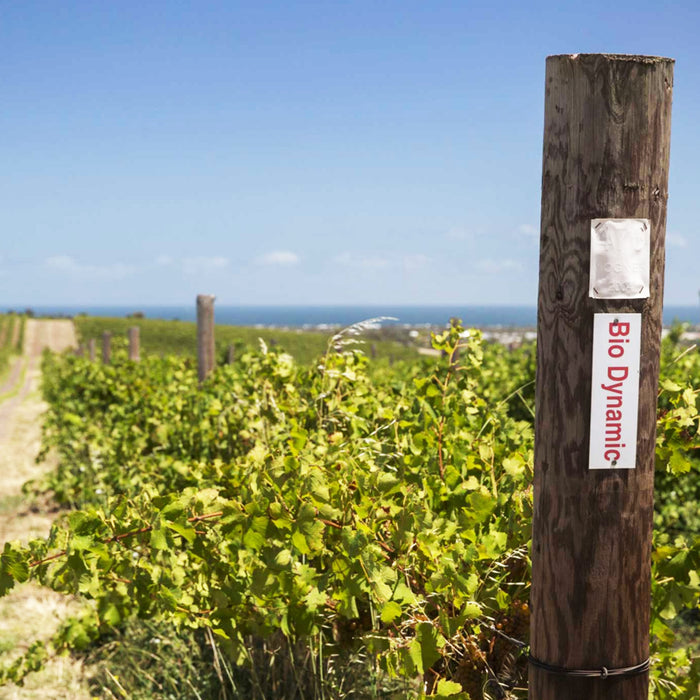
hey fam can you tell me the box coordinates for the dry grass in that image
[0,656,91,700]
[0,584,91,700]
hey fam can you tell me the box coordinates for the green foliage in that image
[649,329,700,697]
[1,319,699,697]
[0,313,25,380]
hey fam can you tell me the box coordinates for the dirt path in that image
[0,320,76,443]
[0,320,92,699]
[0,320,77,538]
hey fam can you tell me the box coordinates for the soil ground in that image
[0,320,92,699]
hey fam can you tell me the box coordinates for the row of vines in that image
[0,313,25,380]
[0,321,699,698]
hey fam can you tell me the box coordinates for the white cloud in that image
[445,227,472,241]
[45,255,77,271]
[403,254,431,271]
[181,256,229,274]
[334,252,390,269]
[153,255,231,274]
[666,232,688,248]
[518,224,538,238]
[45,255,136,279]
[334,252,430,271]
[257,250,300,266]
[477,259,523,274]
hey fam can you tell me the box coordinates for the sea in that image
[19,304,700,329]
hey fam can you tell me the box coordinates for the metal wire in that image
[528,655,650,679]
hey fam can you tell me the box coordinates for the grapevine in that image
[0,320,698,698]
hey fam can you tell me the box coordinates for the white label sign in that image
[589,313,641,469]
[589,219,650,299]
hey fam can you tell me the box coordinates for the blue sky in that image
[2,1,700,307]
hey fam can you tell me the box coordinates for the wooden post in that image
[128,326,140,362]
[531,54,673,700]
[88,338,96,362]
[227,344,235,365]
[197,294,216,382]
[102,332,112,364]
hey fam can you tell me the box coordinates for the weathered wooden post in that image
[88,338,96,362]
[227,344,235,365]
[197,294,216,383]
[128,326,140,362]
[530,54,673,700]
[102,331,112,364]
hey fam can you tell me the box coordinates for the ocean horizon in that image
[14,304,700,329]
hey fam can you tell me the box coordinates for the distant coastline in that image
[22,304,537,329]
[11,304,700,329]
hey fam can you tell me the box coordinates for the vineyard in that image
[72,316,422,365]
[0,319,699,698]
[0,314,25,388]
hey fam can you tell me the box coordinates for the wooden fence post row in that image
[530,54,673,700]
[197,294,216,383]
[128,326,140,362]
[85,301,221,372]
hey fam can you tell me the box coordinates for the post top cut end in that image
[548,53,674,64]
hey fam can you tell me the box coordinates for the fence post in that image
[102,332,112,364]
[88,338,96,362]
[530,54,673,700]
[128,326,140,362]
[197,294,216,383]
[227,344,235,365]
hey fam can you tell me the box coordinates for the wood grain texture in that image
[530,54,673,700]
[196,294,216,383]
[128,326,140,362]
